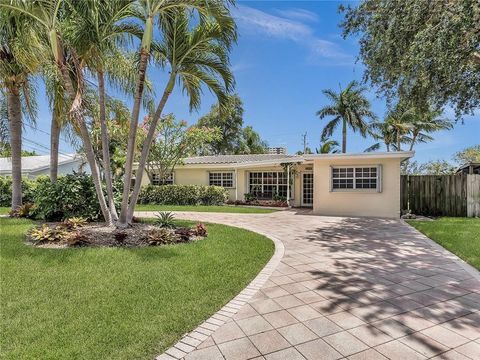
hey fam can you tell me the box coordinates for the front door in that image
[302,172,313,207]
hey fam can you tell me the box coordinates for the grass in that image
[0,207,9,215]
[0,218,274,360]
[135,204,279,214]
[407,217,480,270]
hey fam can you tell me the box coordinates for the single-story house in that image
[134,151,414,218]
[0,154,89,179]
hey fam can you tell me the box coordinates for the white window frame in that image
[152,172,175,186]
[208,171,235,188]
[330,165,382,193]
[248,171,290,199]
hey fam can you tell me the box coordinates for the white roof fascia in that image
[304,151,414,161]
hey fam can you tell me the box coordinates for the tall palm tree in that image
[66,0,137,221]
[316,81,376,153]
[118,0,236,225]
[125,8,236,223]
[0,11,43,209]
[2,0,115,223]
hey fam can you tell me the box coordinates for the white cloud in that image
[276,8,319,23]
[234,5,312,42]
[233,5,351,61]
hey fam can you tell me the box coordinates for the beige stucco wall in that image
[312,157,402,218]
[138,165,312,206]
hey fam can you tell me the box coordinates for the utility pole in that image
[302,132,307,154]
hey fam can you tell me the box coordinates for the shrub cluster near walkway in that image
[138,184,228,206]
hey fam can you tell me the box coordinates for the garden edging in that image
[154,223,285,360]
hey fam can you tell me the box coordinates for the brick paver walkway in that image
[136,210,480,360]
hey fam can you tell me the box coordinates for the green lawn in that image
[408,217,480,270]
[0,207,9,215]
[135,204,279,214]
[0,218,274,359]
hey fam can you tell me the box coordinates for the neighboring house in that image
[135,151,414,218]
[0,154,90,179]
[456,162,480,175]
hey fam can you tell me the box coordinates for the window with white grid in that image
[248,172,289,199]
[331,166,380,191]
[209,172,234,188]
[152,172,174,186]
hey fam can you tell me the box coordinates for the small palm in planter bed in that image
[26,214,208,248]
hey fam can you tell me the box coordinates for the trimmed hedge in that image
[138,184,228,206]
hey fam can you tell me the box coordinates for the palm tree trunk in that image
[50,102,60,182]
[118,48,150,226]
[7,87,22,210]
[49,30,111,222]
[97,69,118,220]
[397,131,401,151]
[126,73,176,223]
[386,143,390,152]
[342,118,347,153]
[55,54,112,224]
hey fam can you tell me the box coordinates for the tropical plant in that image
[0,10,43,209]
[124,7,236,224]
[146,227,179,246]
[315,137,340,154]
[138,184,227,206]
[316,81,376,153]
[195,223,208,237]
[28,224,68,244]
[8,202,35,218]
[62,217,87,229]
[154,211,176,229]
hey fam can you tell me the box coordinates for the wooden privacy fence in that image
[401,174,480,217]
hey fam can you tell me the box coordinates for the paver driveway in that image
[136,210,480,360]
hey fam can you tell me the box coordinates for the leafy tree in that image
[401,160,456,175]
[236,126,268,155]
[316,81,376,153]
[341,0,480,117]
[145,114,221,183]
[453,145,480,165]
[197,94,244,155]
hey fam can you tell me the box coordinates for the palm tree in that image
[66,0,137,221]
[407,109,453,151]
[316,137,340,154]
[0,11,43,209]
[125,8,236,223]
[2,0,116,223]
[366,120,398,152]
[316,81,376,153]
[118,0,237,225]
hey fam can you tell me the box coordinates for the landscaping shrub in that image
[154,211,176,228]
[8,203,36,218]
[33,173,118,221]
[0,176,40,206]
[138,184,228,205]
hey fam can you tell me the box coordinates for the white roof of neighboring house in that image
[183,154,300,164]
[0,154,83,175]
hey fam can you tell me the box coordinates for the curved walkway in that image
[135,210,480,360]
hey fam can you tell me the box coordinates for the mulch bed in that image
[27,223,204,249]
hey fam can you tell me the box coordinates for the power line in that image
[24,123,72,145]
[22,137,71,157]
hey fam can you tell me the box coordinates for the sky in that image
[25,0,479,163]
